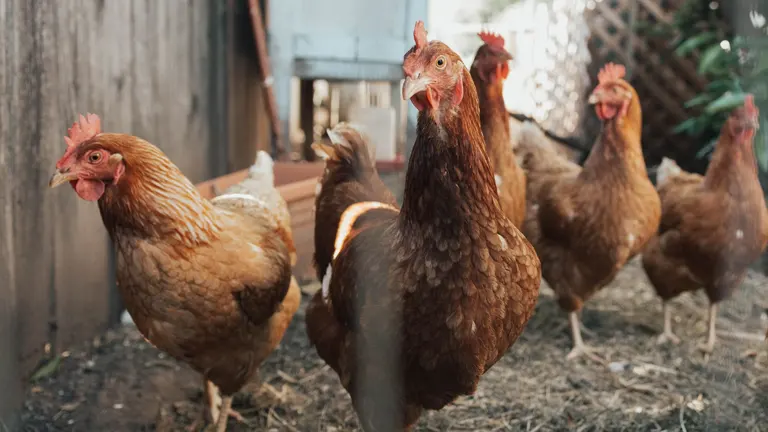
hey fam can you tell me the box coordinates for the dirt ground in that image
[18,256,768,432]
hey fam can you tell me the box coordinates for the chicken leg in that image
[697,303,718,356]
[565,312,604,364]
[656,301,681,345]
[204,380,246,431]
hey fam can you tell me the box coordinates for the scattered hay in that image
[20,257,768,431]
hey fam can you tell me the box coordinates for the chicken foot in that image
[697,303,718,357]
[203,380,246,432]
[656,301,681,345]
[565,311,605,364]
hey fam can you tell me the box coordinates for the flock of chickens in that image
[46,20,767,432]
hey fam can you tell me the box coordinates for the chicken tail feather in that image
[515,121,564,173]
[656,157,682,187]
[246,150,276,185]
[312,123,376,174]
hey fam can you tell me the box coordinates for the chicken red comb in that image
[478,30,505,49]
[414,21,428,49]
[56,113,102,169]
[597,63,626,84]
[64,113,101,149]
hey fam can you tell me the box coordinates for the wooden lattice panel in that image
[585,0,712,165]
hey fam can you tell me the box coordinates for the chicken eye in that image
[435,56,447,69]
[88,152,102,163]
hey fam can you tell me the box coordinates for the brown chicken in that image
[48,115,301,432]
[517,63,661,361]
[312,123,398,281]
[642,95,768,354]
[305,21,541,431]
[469,31,526,228]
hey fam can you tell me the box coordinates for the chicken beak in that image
[48,168,78,188]
[751,117,761,130]
[402,74,433,101]
[588,91,601,105]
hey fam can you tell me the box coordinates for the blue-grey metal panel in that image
[293,34,358,61]
[357,37,408,63]
[267,0,428,155]
[294,59,404,82]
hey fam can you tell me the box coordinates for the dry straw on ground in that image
[20,256,768,432]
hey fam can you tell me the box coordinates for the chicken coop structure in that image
[267,0,428,160]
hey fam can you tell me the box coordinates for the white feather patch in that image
[327,127,352,148]
[211,193,258,203]
[333,201,398,260]
[210,193,269,208]
[656,157,682,187]
[498,234,508,251]
[321,264,333,302]
[250,150,274,174]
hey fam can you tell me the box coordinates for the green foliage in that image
[662,0,768,172]
[30,356,62,382]
[674,32,717,56]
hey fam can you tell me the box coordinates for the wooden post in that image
[0,138,21,432]
[248,0,282,156]
[209,0,230,177]
[625,0,638,80]
[267,0,294,158]
[300,79,316,161]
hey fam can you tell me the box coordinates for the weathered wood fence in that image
[0,0,242,426]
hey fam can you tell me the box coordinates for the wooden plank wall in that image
[0,0,222,425]
[227,0,274,171]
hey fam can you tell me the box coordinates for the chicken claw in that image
[565,342,605,364]
[697,341,715,354]
[565,312,605,364]
[697,303,718,359]
[204,380,249,432]
[656,301,681,345]
[656,331,681,345]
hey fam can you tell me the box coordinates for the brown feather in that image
[307,40,540,430]
[63,132,299,396]
[519,79,660,312]
[642,109,768,305]
[470,44,526,228]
